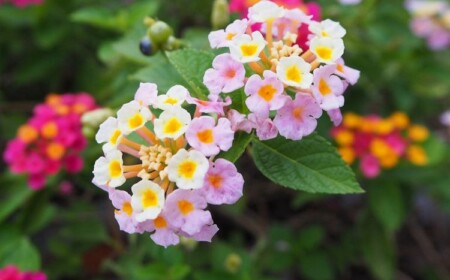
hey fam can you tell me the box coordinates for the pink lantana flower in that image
[109,188,142,234]
[311,65,344,111]
[164,189,213,235]
[248,112,279,140]
[227,109,255,133]
[181,223,219,242]
[202,159,244,205]
[245,70,287,114]
[327,108,343,126]
[134,82,158,106]
[273,94,322,140]
[334,58,360,85]
[203,53,246,98]
[208,19,249,48]
[186,95,232,115]
[186,116,234,156]
[146,212,180,248]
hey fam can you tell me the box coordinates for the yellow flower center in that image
[41,122,58,139]
[292,107,304,120]
[318,78,332,95]
[178,160,198,179]
[46,142,65,160]
[128,113,144,129]
[197,129,214,144]
[122,202,133,216]
[321,31,329,37]
[286,65,302,83]
[110,129,121,145]
[208,174,223,189]
[164,97,178,105]
[154,216,167,229]
[336,64,344,73]
[142,189,158,208]
[240,44,258,57]
[225,68,236,78]
[163,117,183,135]
[17,124,38,143]
[178,200,194,215]
[108,160,122,178]
[226,32,236,40]
[258,84,277,101]
[315,46,333,61]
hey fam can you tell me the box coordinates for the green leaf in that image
[70,8,119,31]
[298,251,334,280]
[0,176,33,224]
[360,215,396,280]
[131,54,189,92]
[0,228,40,270]
[218,132,252,163]
[252,134,363,194]
[368,182,406,234]
[166,49,215,99]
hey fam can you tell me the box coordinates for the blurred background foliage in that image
[0,0,449,279]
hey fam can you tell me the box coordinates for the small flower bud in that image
[179,236,198,251]
[148,21,173,45]
[211,0,229,30]
[224,253,242,274]
[81,108,114,128]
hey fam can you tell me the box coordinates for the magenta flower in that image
[201,159,244,205]
[208,19,249,48]
[0,265,47,280]
[360,154,380,178]
[3,93,97,190]
[203,53,246,98]
[186,116,234,156]
[311,65,344,111]
[244,70,287,114]
[164,189,212,235]
[273,94,322,140]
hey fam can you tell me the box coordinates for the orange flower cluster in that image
[331,112,429,178]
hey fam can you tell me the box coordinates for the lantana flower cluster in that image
[0,0,43,8]
[206,0,360,141]
[331,112,430,178]
[0,265,46,280]
[93,83,244,247]
[3,93,97,190]
[406,0,450,50]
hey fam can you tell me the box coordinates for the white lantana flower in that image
[229,31,267,63]
[95,117,122,153]
[153,106,191,139]
[131,179,165,222]
[248,0,285,23]
[166,149,209,189]
[155,85,189,110]
[93,150,126,188]
[310,37,345,64]
[276,56,313,89]
[309,19,347,39]
[117,101,152,134]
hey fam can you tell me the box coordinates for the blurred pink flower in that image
[3,93,98,190]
